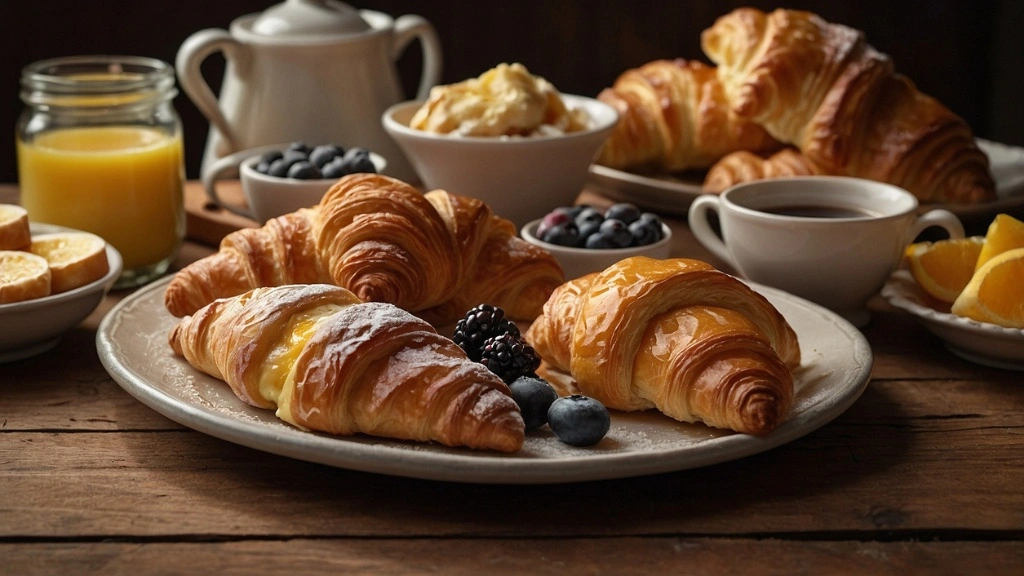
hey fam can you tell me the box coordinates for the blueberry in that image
[343,147,371,161]
[584,232,616,249]
[575,220,602,247]
[309,144,345,168]
[344,153,377,174]
[597,218,633,248]
[629,219,662,246]
[508,376,559,431]
[255,150,283,174]
[605,202,641,225]
[574,206,604,228]
[540,222,579,247]
[536,210,573,239]
[287,141,312,155]
[321,156,350,179]
[286,160,322,179]
[547,394,610,446]
[268,158,296,177]
[565,204,591,219]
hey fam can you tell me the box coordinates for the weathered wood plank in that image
[2,382,1021,539]
[2,538,1022,576]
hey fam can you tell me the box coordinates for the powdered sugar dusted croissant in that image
[169,284,525,452]
[525,256,800,436]
[164,174,565,325]
[596,59,781,173]
[702,7,995,203]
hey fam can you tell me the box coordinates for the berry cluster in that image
[253,141,377,180]
[454,304,611,446]
[535,202,664,249]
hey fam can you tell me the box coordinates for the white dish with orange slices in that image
[882,213,1024,370]
[0,213,122,363]
[882,270,1024,370]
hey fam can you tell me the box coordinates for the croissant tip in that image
[739,394,788,436]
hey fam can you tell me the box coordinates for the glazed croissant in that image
[596,58,782,173]
[169,284,525,452]
[703,148,825,193]
[701,7,995,203]
[525,256,800,436]
[164,173,565,325]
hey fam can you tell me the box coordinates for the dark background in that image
[3,0,1022,183]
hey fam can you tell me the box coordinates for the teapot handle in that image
[392,14,443,100]
[175,28,249,157]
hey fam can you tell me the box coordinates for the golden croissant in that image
[596,58,782,173]
[169,284,525,452]
[164,173,565,325]
[703,148,825,193]
[525,256,800,435]
[701,7,995,203]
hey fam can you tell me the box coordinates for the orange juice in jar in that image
[16,56,186,288]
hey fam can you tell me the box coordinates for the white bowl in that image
[882,269,1024,371]
[203,143,387,223]
[0,223,123,363]
[520,218,672,280]
[382,95,619,228]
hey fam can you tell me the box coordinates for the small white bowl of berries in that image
[202,141,387,224]
[521,202,672,279]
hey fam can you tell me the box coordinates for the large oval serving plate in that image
[588,139,1024,226]
[97,277,872,484]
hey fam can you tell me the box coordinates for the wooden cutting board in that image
[183,180,258,246]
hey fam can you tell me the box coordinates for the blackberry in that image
[452,304,520,361]
[479,332,540,383]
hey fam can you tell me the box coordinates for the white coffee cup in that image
[688,176,965,327]
[202,144,387,223]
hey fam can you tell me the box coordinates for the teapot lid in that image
[250,0,371,37]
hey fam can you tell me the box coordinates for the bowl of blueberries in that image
[202,141,387,223]
[521,202,671,279]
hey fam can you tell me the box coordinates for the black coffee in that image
[762,205,878,219]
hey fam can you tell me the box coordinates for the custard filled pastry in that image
[525,256,800,435]
[701,7,994,203]
[169,284,525,452]
[164,173,565,325]
[596,58,781,173]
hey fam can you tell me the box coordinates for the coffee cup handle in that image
[200,144,289,220]
[910,209,965,243]
[688,195,737,268]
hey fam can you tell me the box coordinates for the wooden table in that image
[2,183,1022,575]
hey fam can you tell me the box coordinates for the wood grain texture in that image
[2,377,1022,539]
[3,539,1023,576]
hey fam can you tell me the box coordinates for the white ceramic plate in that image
[0,223,122,363]
[588,139,1024,225]
[882,269,1024,370]
[96,277,872,484]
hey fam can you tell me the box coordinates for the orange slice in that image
[0,250,51,303]
[0,204,31,251]
[976,213,1024,270]
[905,236,985,303]
[951,247,1024,328]
[29,232,109,294]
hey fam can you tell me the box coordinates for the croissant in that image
[525,256,800,436]
[169,284,525,452]
[164,173,565,325]
[701,7,995,204]
[703,148,825,193]
[595,58,782,173]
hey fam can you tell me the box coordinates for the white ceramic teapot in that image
[176,0,441,182]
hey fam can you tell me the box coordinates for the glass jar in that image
[16,55,186,289]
